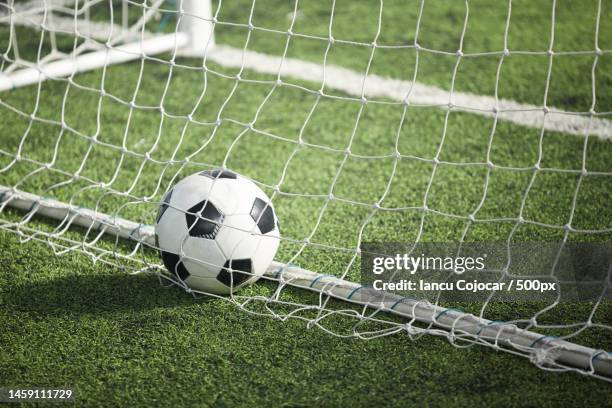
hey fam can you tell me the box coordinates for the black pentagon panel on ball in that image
[250,197,276,234]
[160,251,190,281]
[186,200,224,239]
[217,259,252,287]
[156,188,173,223]
[199,169,237,179]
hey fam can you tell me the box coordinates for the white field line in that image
[206,46,611,140]
[0,0,143,42]
[1,4,610,139]
[2,12,127,41]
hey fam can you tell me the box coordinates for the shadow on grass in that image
[4,272,209,317]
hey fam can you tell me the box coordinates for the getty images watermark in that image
[360,242,612,303]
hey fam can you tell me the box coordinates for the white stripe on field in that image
[2,13,127,41]
[206,46,611,140]
[2,2,610,140]
[0,0,143,42]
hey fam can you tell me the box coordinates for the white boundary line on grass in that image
[205,45,611,140]
[1,3,610,139]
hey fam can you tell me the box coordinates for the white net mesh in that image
[1,0,611,379]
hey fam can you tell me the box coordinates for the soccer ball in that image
[155,169,280,295]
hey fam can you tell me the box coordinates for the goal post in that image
[177,0,215,56]
[0,0,215,91]
[1,0,612,382]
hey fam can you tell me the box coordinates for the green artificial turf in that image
[1,0,611,406]
[1,233,612,408]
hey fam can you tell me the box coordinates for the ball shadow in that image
[4,272,209,318]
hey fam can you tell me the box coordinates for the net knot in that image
[529,346,563,367]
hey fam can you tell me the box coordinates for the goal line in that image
[1,184,611,379]
[203,46,611,140]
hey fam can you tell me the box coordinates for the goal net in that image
[1,0,611,379]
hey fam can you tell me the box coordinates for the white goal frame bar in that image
[0,0,214,91]
[1,184,610,379]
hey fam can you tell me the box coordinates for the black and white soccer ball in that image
[155,169,280,295]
